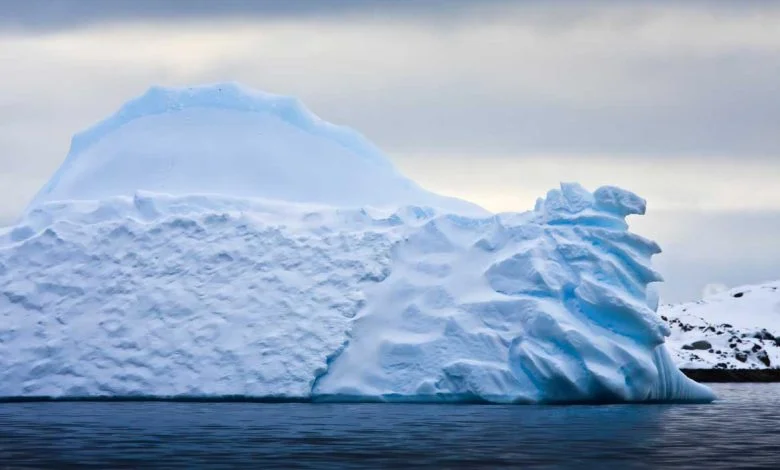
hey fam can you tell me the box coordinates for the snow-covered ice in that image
[28,83,483,216]
[662,281,780,370]
[0,83,714,403]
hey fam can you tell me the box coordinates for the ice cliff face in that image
[0,83,714,403]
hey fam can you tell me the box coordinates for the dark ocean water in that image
[1,383,778,469]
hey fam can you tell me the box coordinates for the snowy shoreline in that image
[661,281,780,373]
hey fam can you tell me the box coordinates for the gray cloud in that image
[4,3,779,159]
[0,0,514,31]
[1,0,774,31]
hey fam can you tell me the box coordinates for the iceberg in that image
[0,83,714,403]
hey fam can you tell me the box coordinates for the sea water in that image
[0,383,777,469]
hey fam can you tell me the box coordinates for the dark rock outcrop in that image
[681,368,780,383]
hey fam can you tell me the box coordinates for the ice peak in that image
[28,83,485,215]
[67,83,388,169]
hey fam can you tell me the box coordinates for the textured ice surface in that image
[0,84,714,403]
[1,196,397,397]
[662,281,780,370]
[0,188,713,402]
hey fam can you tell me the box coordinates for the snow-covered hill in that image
[661,281,780,370]
[0,83,714,403]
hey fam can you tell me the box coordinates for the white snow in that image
[0,83,714,403]
[661,281,780,370]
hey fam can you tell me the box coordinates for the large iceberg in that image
[0,83,714,403]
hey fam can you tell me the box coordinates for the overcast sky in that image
[1,0,778,302]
